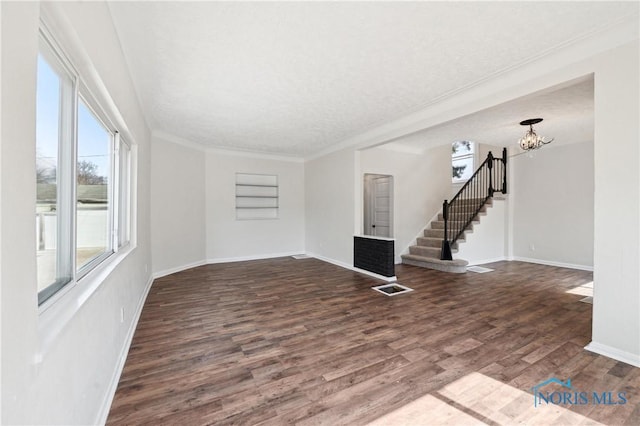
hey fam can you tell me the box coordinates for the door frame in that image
[363,173,394,238]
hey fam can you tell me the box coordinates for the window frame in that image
[75,93,115,280]
[36,24,134,309]
[36,27,78,306]
[116,134,132,249]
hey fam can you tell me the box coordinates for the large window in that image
[36,29,132,306]
[36,40,75,303]
[76,98,112,274]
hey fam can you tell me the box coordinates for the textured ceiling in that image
[384,76,594,154]
[108,1,636,157]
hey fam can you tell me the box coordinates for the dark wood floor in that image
[107,258,639,425]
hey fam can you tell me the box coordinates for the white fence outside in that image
[36,209,108,250]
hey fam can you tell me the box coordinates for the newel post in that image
[502,147,508,194]
[440,200,453,261]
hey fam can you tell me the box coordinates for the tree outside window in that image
[452,141,475,183]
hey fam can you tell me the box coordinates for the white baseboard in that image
[152,259,207,279]
[467,256,508,266]
[156,253,308,277]
[164,252,397,282]
[585,341,640,367]
[96,274,154,425]
[512,256,594,272]
[207,251,303,264]
[307,252,396,282]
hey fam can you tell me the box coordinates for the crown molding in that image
[306,12,639,161]
[207,146,305,163]
[152,130,305,163]
[152,130,207,151]
[152,12,637,164]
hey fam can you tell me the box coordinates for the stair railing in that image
[441,148,507,260]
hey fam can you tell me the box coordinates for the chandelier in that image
[518,118,553,151]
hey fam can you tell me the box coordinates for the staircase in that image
[401,148,507,273]
[401,198,493,273]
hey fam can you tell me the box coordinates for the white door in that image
[371,176,392,237]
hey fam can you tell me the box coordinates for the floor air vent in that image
[372,283,414,296]
[467,266,494,273]
[291,254,311,259]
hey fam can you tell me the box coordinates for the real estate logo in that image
[532,377,627,408]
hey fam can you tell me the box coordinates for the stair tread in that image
[416,237,441,246]
[409,246,441,257]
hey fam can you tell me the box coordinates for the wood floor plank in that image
[106,258,639,425]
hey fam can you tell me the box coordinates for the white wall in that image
[512,141,594,269]
[1,2,152,424]
[359,144,450,262]
[305,148,356,266]
[590,41,639,364]
[206,151,305,261]
[151,136,206,276]
[455,198,507,265]
[1,4,39,424]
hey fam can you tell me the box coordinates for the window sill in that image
[36,244,136,359]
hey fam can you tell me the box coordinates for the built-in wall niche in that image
[235,173,279,220]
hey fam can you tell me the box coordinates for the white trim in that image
[354,268,397,283]
[207,251,303,264]
[153,130,305,163]
[511,256,593,272]
[467,257,508,266]
[152,259,208,279]
[354,234,395,242]
[95,275,154,426]
[209,146,305,163]
[153,130,206,152]
[304,15,639,162]
[585,341,640,368]
[307,252,397,283]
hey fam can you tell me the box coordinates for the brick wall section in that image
[354,236,395,277]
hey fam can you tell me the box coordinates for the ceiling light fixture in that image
[518,118,553,151]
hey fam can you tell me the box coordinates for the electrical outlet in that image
[120,307,125,323]
[529,243,535,251]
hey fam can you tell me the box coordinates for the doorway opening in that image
[363,174,393,238]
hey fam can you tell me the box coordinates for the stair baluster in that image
[441,149,507,260]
